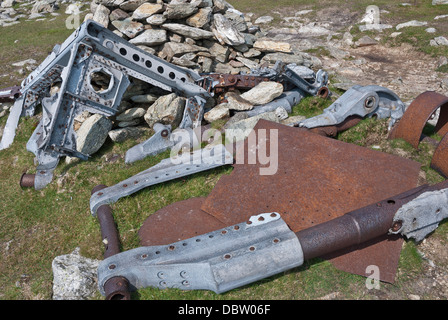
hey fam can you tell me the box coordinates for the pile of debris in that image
[68,0,321,157]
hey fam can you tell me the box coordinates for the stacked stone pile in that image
[66,0,320,157]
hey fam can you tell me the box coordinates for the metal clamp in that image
[297,85,405,130]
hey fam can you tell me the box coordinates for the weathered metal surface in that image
[100,212,304,295]
[389,183,448,242]
[0,85,21,102]
[430,132,448,178]
[297,85,405,130]
[199,119,422,282]
[203,73,270,94]
[389,91,448,148]
[297,181,448,260]
[139,197,226,246]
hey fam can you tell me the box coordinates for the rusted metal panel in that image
[389,91,448,148]
[199,120,422,282]
[138,197,226,246]
[431,132,448,178]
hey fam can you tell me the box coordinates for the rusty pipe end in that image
[20,173,35,189]
[104,276,131,300]
[91,184,108,195]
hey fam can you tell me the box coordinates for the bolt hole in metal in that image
[89,69,112,93]
[364,96,376,110]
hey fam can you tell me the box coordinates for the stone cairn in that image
[3,0,321,158]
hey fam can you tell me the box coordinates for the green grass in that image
[1,0,448,301]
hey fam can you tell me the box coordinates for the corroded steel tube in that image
[92,184,131,300]
[20,173,35,188]
[295,180,448,260]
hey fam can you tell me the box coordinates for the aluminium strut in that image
[96,180,448,296]
[90,143,233,215]
[296,85,405,132]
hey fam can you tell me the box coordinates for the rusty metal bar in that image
[0,85,21,102]
[431,133,448,178]
[295,181,448,260]
[389,91,448,148]
[91,184,131,301]
[19,173,35,188]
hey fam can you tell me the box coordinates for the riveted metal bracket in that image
[97,212,304,295]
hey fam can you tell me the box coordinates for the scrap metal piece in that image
[388,91,448,148]
[201,73,270,95]
[178,95,206,129]
[431,132,448,177]
[125,124,200,164]
[90,143,233,215]
[389,187,448,242]
[200,120,422,282]
[139,197,226,246]
[97,212,304,295]
[98,181,448,297]
[245,89,304,117]
[1,20,212,189]
[93,184,131,300]
[297,85,405,130]
[0,85,21,102]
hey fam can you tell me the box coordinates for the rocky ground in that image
[1,0,448,300]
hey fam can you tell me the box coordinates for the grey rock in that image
[0,0,15,8]
[225,92,253,111]
[260,52,304,65]
[204,103,230,122]
[161,23,214,40]
[11,59,37,67]
[163,3,199,20]
[186,7,212,28]
[92,4,110,28]
[160,42,207,61]
[355,35,378,47]
[433,0,448,4]
[225,9,248,32]
[235,56,258,69]
[109,8,130,21]
[129,29,167,46]
[76,114,112,155]
[240,82,284,105]
[108,126,151,143]
[31,0,59,14]
[111,17,144,38]
[131,3,163,20]
[144,93,186,128]
[116,107,146,121]
[172,52,199,67]
[396,20,428,30]
[211,13,246,46]
[253,40,292,53]
[119,0,148,12]
[130,93,159,103]
[203,40,229,63]
[52,248,100,300]
[117,119,142,127]
[146,14,166,25]
[254,15,273,24]
[281,114,306,125]
[432,36,448,46]
[212,0,234,13]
